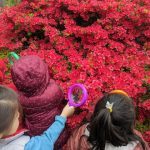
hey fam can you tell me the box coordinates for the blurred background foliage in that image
[0,0,20,7]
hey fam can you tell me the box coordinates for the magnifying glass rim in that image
[68,83,88,107]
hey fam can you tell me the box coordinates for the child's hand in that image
[60,104,75,118]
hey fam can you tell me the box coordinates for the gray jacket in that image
[0,130,30,150]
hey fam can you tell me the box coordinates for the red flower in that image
[0,59,6,83]
[138,100,150,123]
[143,131,150,146]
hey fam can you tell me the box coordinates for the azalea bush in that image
[0,59,6,82]
[0,0,149,144]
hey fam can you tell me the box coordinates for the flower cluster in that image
[138,100,150,122]
[0,0,149,143]
[138,100,150,145]
[143,131,150,146]
[0,59,7,83]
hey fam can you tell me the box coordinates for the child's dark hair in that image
[88,93,145,150]
[0,85,19,134]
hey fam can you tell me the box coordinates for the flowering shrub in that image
[139,100,150,122]
[0,0,149,143]
[138,99,150,144]
[0,59,7,83]
[143,131,150,146]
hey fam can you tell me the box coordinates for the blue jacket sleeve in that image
[25,115,66,150]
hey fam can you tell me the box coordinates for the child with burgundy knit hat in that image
[11,55,70,149]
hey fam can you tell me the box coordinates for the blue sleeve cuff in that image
[55,115,67,124]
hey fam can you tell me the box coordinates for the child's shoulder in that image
[0,127,30,149]
[134,129,150,150]
[0,133,30,150]
[64,124,90,150]
[9,135,30,147]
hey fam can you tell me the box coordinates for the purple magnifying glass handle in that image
[68,83,88,107]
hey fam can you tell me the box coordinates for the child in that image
[65,90,149,150]
[11,55,69,149]
[0,85,75,150]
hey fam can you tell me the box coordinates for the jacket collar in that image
[0,128,28,146]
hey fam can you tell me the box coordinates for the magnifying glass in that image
[68,83,88,107]
[8,52,20,65]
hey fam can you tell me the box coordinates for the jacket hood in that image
[11,55,50,97]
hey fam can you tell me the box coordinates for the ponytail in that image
[88,109,109,150]
[88,108,129,150]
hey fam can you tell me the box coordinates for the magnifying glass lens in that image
[71,87,83,104]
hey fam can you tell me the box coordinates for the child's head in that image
[0,86,20,138]
[11,55,50,97]
[88,91,145,150]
